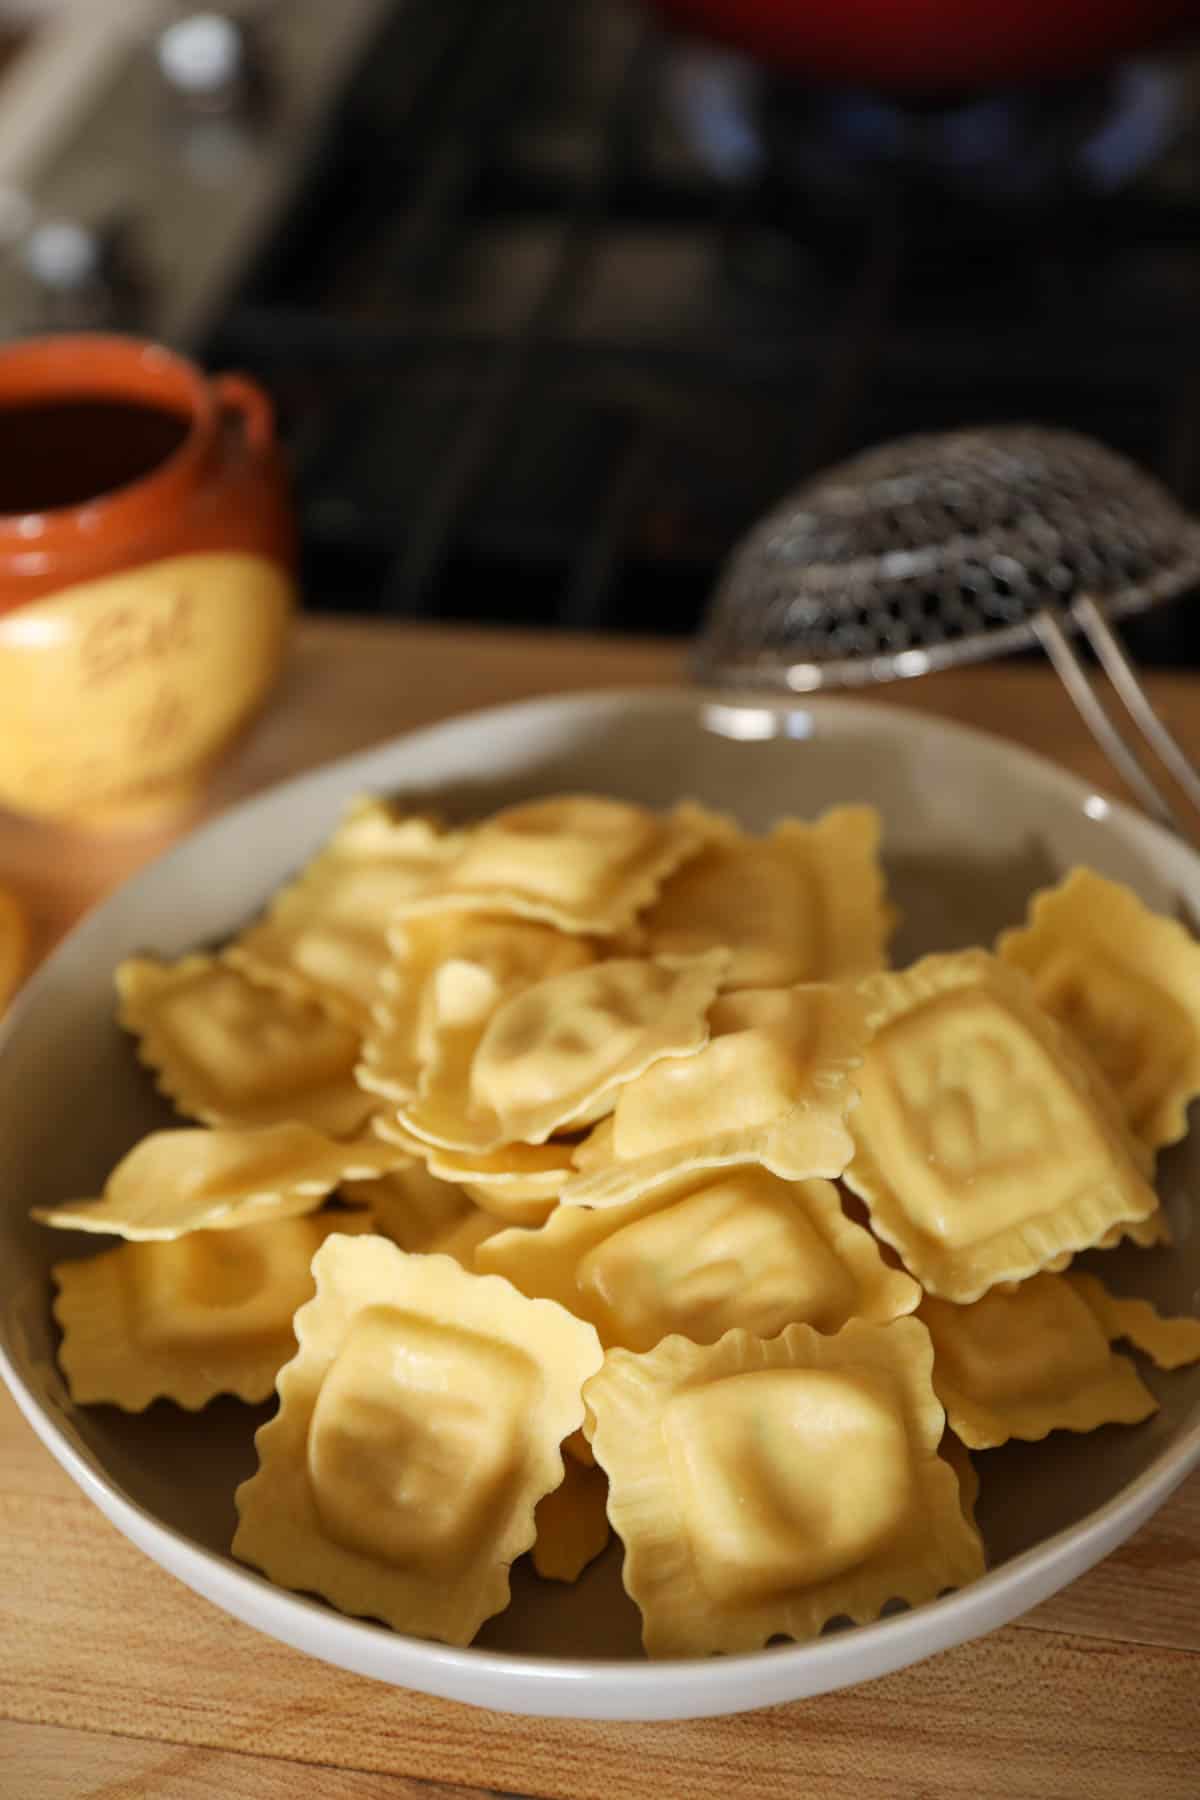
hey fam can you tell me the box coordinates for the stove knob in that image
[20,217,143,330]
[156,12,260,119]
[23,219,101,293]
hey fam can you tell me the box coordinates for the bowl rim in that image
[2,684,1198,1719]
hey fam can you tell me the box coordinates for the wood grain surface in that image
[2,618,1199,1800]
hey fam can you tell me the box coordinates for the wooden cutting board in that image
[3,618,1199,1800]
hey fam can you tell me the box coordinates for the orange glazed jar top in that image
[0,335,296,827]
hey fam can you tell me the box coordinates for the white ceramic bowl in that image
[2,689,1198,1720]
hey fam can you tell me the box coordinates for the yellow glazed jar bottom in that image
[0,552,293,829]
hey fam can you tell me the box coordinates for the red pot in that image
[650,0,1199,91]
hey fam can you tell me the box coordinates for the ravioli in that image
[395,794,705,935]
[117,953,373,1138]
[844,950,1158,1301]
[229,799,462,1027]
[232,1235,602,1645]
[563,983,869,1209]
[52,1210,376,1410]
[918,1273,1158,1447]
[400,953,727,1154]
[359,912,595,1105]
[33,1123,398,1240]
[638,802,891,988]
[998,867,1200,1150]
[479,1166,918,1351]
[586,1318,984,1656]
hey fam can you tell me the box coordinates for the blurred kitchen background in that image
[3,0,1200,656]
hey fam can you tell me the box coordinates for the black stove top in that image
[204,0,1200,660]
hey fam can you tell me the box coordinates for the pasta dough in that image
[918,1274,1158,1448]
[118,953,374,1137]
[33,1123,398,1239]
[563,984,869,1208]
[400,953,727,1153]
[637,802,891,988]
[395,794,705,935]
[844,950,1158,1301]
[232,1234,603,1645]
[479,1166,918,1351]
[998,866,1200,1150]
[585,1318,984,1656]
[52,1209,377,1410]
[229,798,462,1027]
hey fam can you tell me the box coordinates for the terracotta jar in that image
[0,334,295,826]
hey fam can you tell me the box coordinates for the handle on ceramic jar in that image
[213,371,275,454]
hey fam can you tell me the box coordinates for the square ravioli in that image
[395,794,705,935]
[32,1123,399,1239]
[562,984,869,1209]
[918,1272,1159,1448]
[52,1210,376,1410]
[233,1234,603,1645]
[478,1166,918,1351]
[585,1318,984,1657]
[117,953,374,1138]
[997,867,1200,1150]
[399,952,727,1154]
[358,912,595,1105]
[844,950,1158,1301]
[228,799,463,1029]
[636,802,891,988]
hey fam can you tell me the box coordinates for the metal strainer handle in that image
[1031,597,1200,835]
[693,426,1200,839]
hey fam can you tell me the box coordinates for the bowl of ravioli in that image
[2,687,1199,1720]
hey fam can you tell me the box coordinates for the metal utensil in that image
[694,425,1200,836]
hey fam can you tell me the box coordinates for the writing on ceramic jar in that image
[78,589,198,688]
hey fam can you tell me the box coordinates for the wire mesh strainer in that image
[693,425,1200,833]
